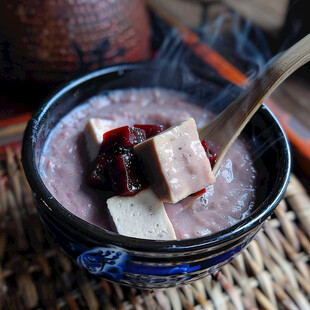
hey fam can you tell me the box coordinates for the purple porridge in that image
[39,88,257,239]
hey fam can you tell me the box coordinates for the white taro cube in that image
[84,118,116,161]
[134,118,215,203]
[107,189,176,240]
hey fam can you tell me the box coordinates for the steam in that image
[154,10,271,113]
[250,123,285,163]
[152,9,285,161]
[201,12,269,79]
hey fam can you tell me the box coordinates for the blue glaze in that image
[77,247,130,280]
[76,241,247,281]
[127,262,200,276]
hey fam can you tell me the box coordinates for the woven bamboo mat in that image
[0,146,309,310]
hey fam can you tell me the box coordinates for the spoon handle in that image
[199,34,310,175]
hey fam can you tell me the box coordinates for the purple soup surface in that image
[40,88,257,239]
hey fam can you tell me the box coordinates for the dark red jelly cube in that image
[108,153,146,195]
[100,126,146,153]
[89,154,112,190]
[201,139,209,153]
[129,127,147,145]
[191,188,206,197]
[201,140,217,168]
[89,125,152,195]
[133,124,164,139]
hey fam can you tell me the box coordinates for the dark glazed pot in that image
[21,63,291,289]
[0,0,150,82]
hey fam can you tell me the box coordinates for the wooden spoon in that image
[199,34,310,175]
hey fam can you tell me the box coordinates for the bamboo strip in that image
[77,271,99,310]
[178,290,195,310]
[272,282,299,310]
[263,221,285,256]
[37,276,57,309]
[16,272,39,309]
[295,225,310,257]
[284,282,310,310]
[243,251,277,308]
[275,230,310,282]
[154,290,172,310]
[190,284,212,309]
[112,283,125,304]
[228,265,257,308]
[274,200,300,251]
[7,189,28,251]
[253,288,277,310]
[285,176,310,237]
[0,163,8,217]
[5,148,23,209]
[142,291,160,310]
[165,287,182,310]
[295,270,310,297]
[216,272,244,310]
[181,285,195,306]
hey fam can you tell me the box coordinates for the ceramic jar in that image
[0,0,151,82]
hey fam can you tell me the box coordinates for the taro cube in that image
[84,118,116,161]
[107,188,177,240]
[134,118,215,203]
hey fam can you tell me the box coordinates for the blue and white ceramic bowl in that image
[22,63,291,289]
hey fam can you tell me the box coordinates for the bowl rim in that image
[22,62,291,253]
